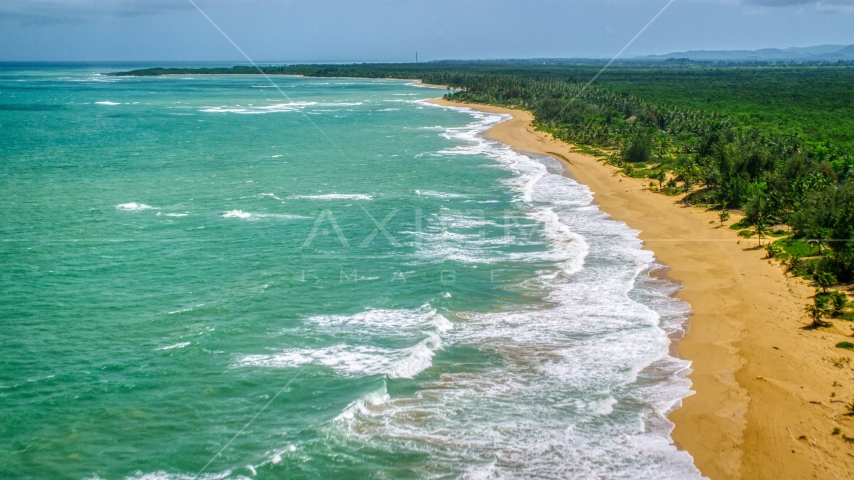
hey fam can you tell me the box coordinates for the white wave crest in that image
[239,306,450,379]
[222,210,304,221]
[307,306,453,334]
[200,101,362,114]
[416,190,470,199]
[258,193,285,201]
[122,471,233,480]
[116,202,153,211]
[238,335,441,379]
[335,382,391,422]
[288,194,372,201]
[222,210,252,219]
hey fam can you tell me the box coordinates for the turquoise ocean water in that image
[0,66,702,479]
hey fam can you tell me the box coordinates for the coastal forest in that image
[117,62,854,322]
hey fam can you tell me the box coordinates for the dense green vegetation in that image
[115,62,854,304]
[599,68,854,150]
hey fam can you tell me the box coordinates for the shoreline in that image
[428,98,854,479]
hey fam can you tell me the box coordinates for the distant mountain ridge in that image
[637,44,854,62]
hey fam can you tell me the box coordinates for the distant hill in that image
[637,44,854,62]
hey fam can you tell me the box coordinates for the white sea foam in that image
[200,101,362,114]
[288,194,372,201]
[123,471,234,480]
[62,77,121,84]
[238,335,441,379]
[222,210,252,219]
[116,202,153,211]
[414,208,520,264]
[406,109,592,269]
[258,192,285,201]
[157,342,190,350]
[307,305,453,334]
[95,101,120,105]
[416,190,470,198]
[239,306,450,379]
[335,382,391,422]
[221,210,304,221]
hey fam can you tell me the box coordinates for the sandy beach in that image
[429,98,854,479]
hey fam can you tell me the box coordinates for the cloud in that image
[0,0,198,24]
[742,0,854,12]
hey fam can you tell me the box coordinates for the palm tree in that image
[786,254,802,275]
[815,272,837,294]
[718,210,730,227]
[806,296,831,328]
[744,183,769,246]
[655,170,666,189]
[831,292,849,318]
[765,242,784,259]
[754,215,767,246]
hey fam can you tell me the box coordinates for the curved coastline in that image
[427,98,854,479]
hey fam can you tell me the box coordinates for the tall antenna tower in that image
[416,52,418,63]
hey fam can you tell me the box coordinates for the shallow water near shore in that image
[0,66,701,479]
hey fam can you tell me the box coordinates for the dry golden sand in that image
[429,98,854,480]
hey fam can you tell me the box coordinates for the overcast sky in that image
[0,0,852,62]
